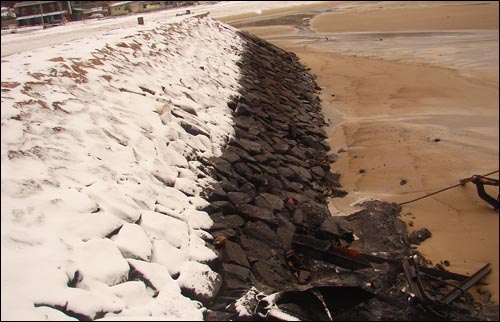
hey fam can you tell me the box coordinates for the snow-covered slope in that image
[1,15,242,320]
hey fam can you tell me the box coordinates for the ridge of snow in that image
[1,15,243,320]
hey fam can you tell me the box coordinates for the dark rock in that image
[227,146,256,162]
[222,263,251,282]
[234,162,252,177]
[238,182,256,196]
[211,158,233,177]
[248,126,261,136]
[311,166,326,178]
[240,235,276,261]
[233,115,256,130]
[400,179,407,185]
[246,163,263,175]
[276,215,296,251]
[271,120,289,131]
[301,135,324,150]
[256,138,275,153]
[288,123,298,138]
[280,191,308,205]
[227,100,237,111]
[206,183,226,202]
[253,151,277,164]
[252,259,296,290]
[324,172,340,188]
[208,201,236,213]
[219,179,238,193]
[211,228,238,239]
[317,216,354,243]
[254,193,284,211]
[289,146,307,160]
[274,144,289,153]
[235,127,258,140]
[359,169,366,174]
[266,176,283,190]
[210,214,245,230]
[316,216,340,239]
[327,154,338,163]
[227,191,253,205]
[280,178,304,194]
[234,104,250,116]
[408,228,432,245]
[234,138,262,155]
[221,150,241,164]
[259,164,279,176]
[289,165,312,182]
[278,166,296,180]
[284,154,309,167]
[244,221,279,248]
[221,240,250,268]
[300,202,328,229]
[236,204,278,226]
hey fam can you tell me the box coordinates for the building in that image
[71,1,111,20]
[108,1,140,16]
[14,1,71,27]
[137,1,169,13]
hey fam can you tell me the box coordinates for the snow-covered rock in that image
[74,239,130,286]
[177,261,223,304]
[140,210,189,248]
[1,14,243,319]
[151,239,188,276]
[112,223,152,261]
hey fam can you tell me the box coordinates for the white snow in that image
[74,238,130,286]
[1,12,243,320]
[151,239,187,276]
[176,261,221,298]
[0,1,326,320]
[112,223,153,261]
[234,287,260,317]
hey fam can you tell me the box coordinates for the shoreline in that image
[292,45,499,305]
[233,1,499,303]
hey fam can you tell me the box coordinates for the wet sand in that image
[231,1,499,303]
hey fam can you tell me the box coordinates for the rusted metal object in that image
[441,263,492,304]
[403,255,492,316]
[292,234,372,270]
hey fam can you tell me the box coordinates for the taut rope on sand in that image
[398,170,499,206]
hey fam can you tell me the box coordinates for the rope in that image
[398,170,499,206]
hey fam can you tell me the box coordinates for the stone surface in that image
[235,204,277,226]
[198,30,489,322]
[221,240,250,268]
[227,191,253,205]
[408,227,432,245]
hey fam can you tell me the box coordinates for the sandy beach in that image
[224,1,499,303]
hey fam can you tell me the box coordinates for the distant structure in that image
[1,6,17,29]
[108,1,198,16]
[13,1,71,27]
[71,1,110,20]
[4,1,204,27]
